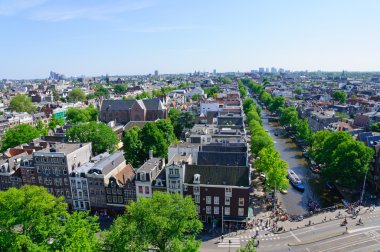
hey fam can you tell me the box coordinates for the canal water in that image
[262,116,341,216]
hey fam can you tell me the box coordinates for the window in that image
[206,206,211,214]
[214,206,219,215]
[140,172,146,181]
[225,197,230,205]
[206,196,211,204]
[145,186,150,194]
[184,185,188,191]
[195,195,200,203]
[193,186,200,195]
[174,169,179,175]
[118,196,123,203]
[238,208,244,216]
[225,207,230,215]
[225,187,232,197]
[138,186,143,193]
[107,195,112,202]
[169,169,173,175]
[239,197,244,206]
[214,196,219,205]
[193,174,200,184]
[196,204,200,213]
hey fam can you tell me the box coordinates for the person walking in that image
[221,235,224,243]
[257,239,260,247]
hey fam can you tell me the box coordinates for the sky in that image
[1,0,380,79]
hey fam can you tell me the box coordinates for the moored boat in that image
[287,169,305,192]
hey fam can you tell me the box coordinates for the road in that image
[201,207,380,251]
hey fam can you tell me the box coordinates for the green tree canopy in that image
[371,122,380,132]
[67,88,86,102]
[156,119,176,147]
[94,87,110,97]
[296,119,313,144]
[48,114,64,131]
[1,124,41,152]
[251,134,274,156]
[279,106,299,127]
[123,126,144,167]
[191,94,201,101]
[9,94,36,113]
[169,108,195,138]
[66,122,118,155]
[321,140,374,187]
[36,119,48,136]
[140,122,168,159]
[66,106,99,124]
[255,147,288,191]
[268,96,285,113]
[243,98,255,114]
[103,192,202,252]
[0,185,100,251]
[332,91,347,103]
[113,84,127,94]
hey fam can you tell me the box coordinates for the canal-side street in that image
[262,114,341,216]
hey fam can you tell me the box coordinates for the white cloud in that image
[29,1,153,22]
[0,0,48,15]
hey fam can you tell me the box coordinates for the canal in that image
[262,113,341,216]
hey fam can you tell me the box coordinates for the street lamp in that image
[360,168,368,205]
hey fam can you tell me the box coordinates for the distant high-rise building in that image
[265,68,269,73]
[259,68,265,73]
[154,70,159,77]
[271,67,277,73]
[213,69,216,75]
[279,68,285,73]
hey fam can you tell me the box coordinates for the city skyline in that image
[1,0,380,79]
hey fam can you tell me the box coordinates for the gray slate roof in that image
[184,164,249,187]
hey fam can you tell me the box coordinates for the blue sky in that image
[1,0,380,79]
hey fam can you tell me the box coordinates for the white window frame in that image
[238,208,244,216]
[206,196,211,205]
[225,197,231,205]
[195,195,200,203]
[214,206,219,215]
[225,207,230,215]
[214,196,219,205]
[206,206,211,214]
[239,197,244,206]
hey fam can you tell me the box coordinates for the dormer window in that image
[193,174,200,184]
[140,172,146,181]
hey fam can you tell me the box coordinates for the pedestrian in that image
[257,239,260,247]
[256,230,259,237]
[221,235,224,242]
[346,227,348,233]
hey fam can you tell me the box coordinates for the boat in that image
[287,169,305,192]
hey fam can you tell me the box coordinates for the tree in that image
[1,124,41,152]
[48,115,64,131]
[135,91,152,100]
[279,106,299,127]
[123,127,144,167]
[296,119,313,144]
[191,94,201,101]
[238,239,256,252]
[66,122,118,155]
[140,122,168,159]
[36,119,48,136]
[254,147,288,191]
[50,87,60,101]
[169,109,195,138]
[65,106,98,124]
[94,87,110,97]
[332,91,347,103]
[156,119,176,146]
[251,134,274,156]
[103,192,202,252]
[243,98,255,114]
[268,96,285,113]
[321,140,374,188]
[67,88,86,102]
[371,122,380,132]
[0,185,100,251]
[9,94,36,113]
[114,84,126,94]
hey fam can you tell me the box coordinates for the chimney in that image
[149,150,153,160]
